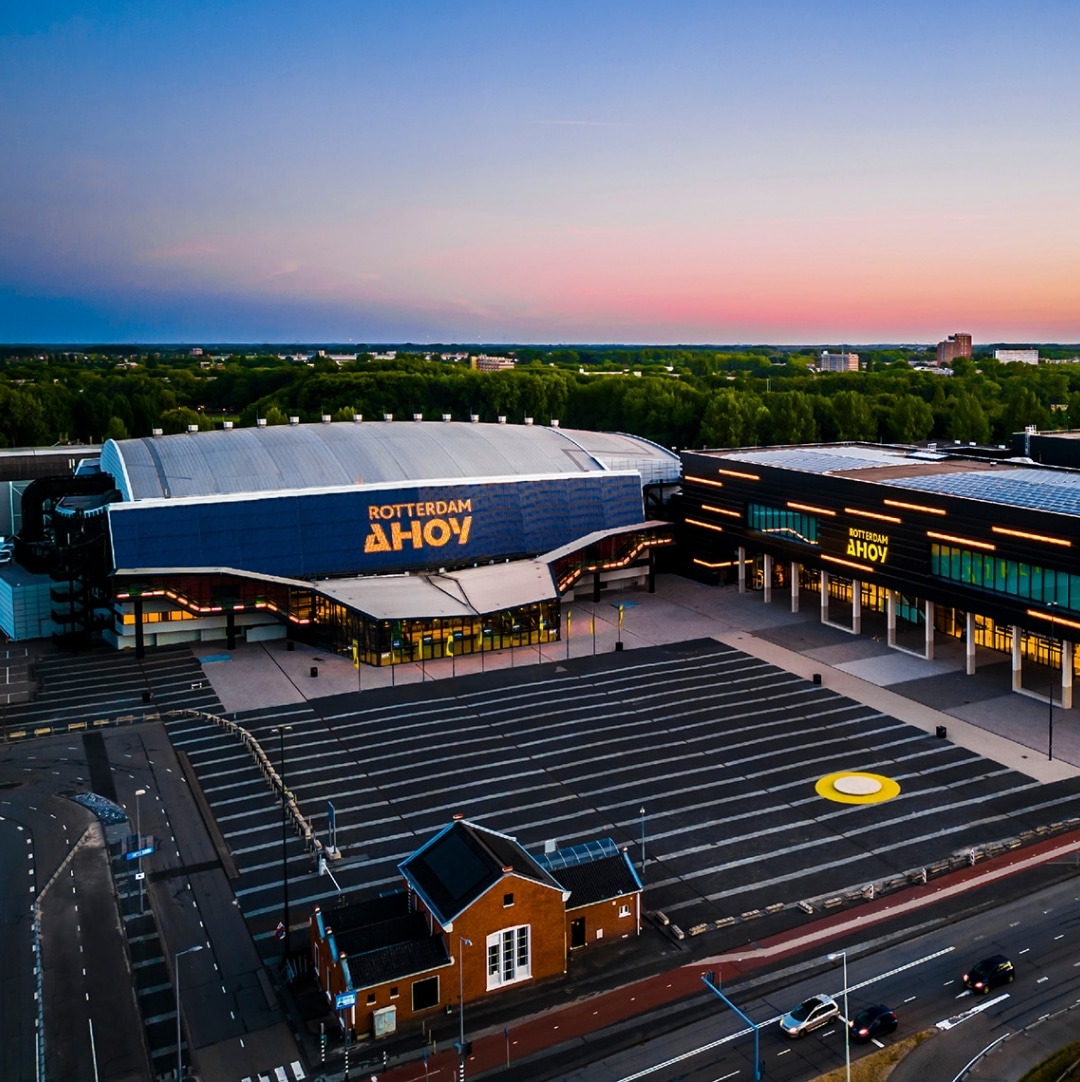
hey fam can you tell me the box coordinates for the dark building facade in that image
[681,442,1080,709]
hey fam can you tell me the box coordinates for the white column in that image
[1063,640,1074,710]
[1011,626,1022,693]
[887,589,897,647]
[763,554,773,604]
[852,580,862,635]
[965,611,976,676]
[924,600,935,661]
[790,562,800,613]
[737,546,746,594]
[820,570,829,624]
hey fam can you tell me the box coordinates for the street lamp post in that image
[175,943,203,1081]
[271,725,293,965]
[827,950,850,1082]
[1049,602,1056,761]
[135,788,147,914]
[639,806,646,881]
[457,936,472,1081]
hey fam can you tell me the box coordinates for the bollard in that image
[936,725,947,739]
[310,665,319,678]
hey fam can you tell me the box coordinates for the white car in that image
[779,993,840,1037]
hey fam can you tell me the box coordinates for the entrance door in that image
[570,917,586,949]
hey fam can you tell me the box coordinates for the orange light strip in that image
[884,499,946,516]
[701,503,742,519]
[822,554,875,574]
[1027,608,1080,631]
[693,558,735,569]
[684,474,724,488]
[715,467,760,481]
[844,507,901,524]
[686,517,724,533]
[927,531,996,552]
[992,526,1072,548]
[788,501,837,517]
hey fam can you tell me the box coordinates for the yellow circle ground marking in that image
[816,771,901,804]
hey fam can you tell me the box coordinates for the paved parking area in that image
[169,635,1080,957]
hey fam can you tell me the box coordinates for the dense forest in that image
[2,345,1080,452]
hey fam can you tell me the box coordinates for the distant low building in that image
[819,351,859,372]
[994,348,1039,365]
[936,333,972,366]
[472,355,516,372]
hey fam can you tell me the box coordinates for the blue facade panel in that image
[108,474,644,579]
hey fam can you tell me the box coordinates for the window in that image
[619,904,631,918]
[503,892,514,907]
[366,992,376,1005]
[486,925,531,989]
[390,986,399,999]
[412,976,439,1012]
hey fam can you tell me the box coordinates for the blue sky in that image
[2,1,1078,343]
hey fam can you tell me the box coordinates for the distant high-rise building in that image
[819,350,859,372]
[994,348,1039,365]
[936,333,972,366]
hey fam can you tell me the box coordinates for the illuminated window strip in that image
[821,554,875,575]
[992,526,1071,548]
[884,499,946,516]
[788,501,836,517]
[685,474,724,488]
[701,503,742,519]
[844,507,901,524]
[715,468,760,481]
[760,527,817,544]
[1026,608,1080,632]
[927,530,995,552]
[686,517,724,534]
[693,558,735,569]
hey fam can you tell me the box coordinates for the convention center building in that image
[681,440,1080,707]
[0,420,677,661]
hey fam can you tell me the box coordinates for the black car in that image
[849,1004,898,1042]
[962,954,1014,993]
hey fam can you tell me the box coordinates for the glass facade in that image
[747,504,818,546]
[931,544,1080,614]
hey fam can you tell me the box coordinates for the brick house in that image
[309,818,642,1040]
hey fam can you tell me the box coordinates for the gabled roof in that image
[400,819,565,927]
[315,893,451,991]
[556,852,642,909]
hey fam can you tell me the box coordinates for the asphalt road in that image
[0,815,36,1082]
[545,871,1080,1082]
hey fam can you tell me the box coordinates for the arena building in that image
[681,441,1080,708]
[1,421,678,660]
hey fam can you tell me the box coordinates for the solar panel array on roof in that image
[535,837,620,872]
[722,446,912,474]
[892,468,1080,516]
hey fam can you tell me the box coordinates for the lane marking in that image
[937,992,1009,1030]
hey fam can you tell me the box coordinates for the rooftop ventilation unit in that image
[550,419,559,428]
[470,414,480,423]
[321,414,332,424]
[222,420,233,430]
[289,416,300,426]
[151,428,163,437]
[353,413,363,423]
[413,413,423,422]
[383,413,393,422]
[256,417,266,427]
[524,417,533,426]
[498,415,507,425]
[442,413,452,422]
[186,424,199,434]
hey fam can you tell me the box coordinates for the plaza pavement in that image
[191,574,1080,782]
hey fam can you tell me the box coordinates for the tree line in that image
[1,346,1079,452]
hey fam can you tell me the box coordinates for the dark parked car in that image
[849,1004,898,1042]
[962,954,1014,993]
[779,994,840,1037]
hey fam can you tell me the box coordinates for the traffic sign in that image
[275,920,286,940]
[335,990,357,1010]
[125,845,154,861]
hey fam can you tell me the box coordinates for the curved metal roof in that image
[101,421,679,502]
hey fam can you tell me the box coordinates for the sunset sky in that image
[2,1,1078,344]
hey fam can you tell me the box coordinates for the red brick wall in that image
[566,892,640,947]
